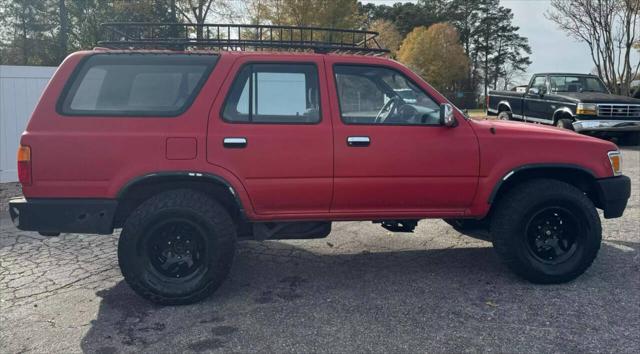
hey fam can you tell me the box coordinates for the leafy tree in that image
[0,0,58,65]
[397,23,469,92]
[447,0,531,95]
[359,0,443,36]
[246,0,361,29]
[367,19,402,55]
[1,0,189,65]
[243,0,362,43]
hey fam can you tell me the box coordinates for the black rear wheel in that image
[491,179,601,283]
[118,189,236,305]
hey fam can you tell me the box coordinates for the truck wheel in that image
[490,179,601,284]
[555,118,574,130]
[118,189,236,305]
[619,132,640,146]
[497,111,511,120]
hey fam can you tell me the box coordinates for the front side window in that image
[222,64,320,123]
[334,65,440,125]
[530,76,547,93]
[59,54,217,116]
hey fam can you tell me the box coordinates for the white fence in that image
[0,65,57,182]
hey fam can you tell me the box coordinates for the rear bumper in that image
[8,198,117,235]
[573,119,640,132]
[594,176,631,219]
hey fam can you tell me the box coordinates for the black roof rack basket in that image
[99,23,389,56]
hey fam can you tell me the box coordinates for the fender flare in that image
[497,100,512,112]
[116,171,247,214]
[552,107,574,123]
[487,163,597,204]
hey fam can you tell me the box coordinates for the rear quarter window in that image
[58,54,218,117]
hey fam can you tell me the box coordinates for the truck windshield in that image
[549,76,608,93]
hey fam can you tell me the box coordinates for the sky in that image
[365,0,639,86]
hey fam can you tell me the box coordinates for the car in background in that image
[488,73,640,145]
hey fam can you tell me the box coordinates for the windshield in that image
[549,75,608,93]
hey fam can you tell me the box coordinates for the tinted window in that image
[549,76,608,93]
[222,64,320,123]
[334,65,440,125]
[60,54,217,116]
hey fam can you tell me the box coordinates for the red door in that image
[207,54,333,215]
[326,59,479,216]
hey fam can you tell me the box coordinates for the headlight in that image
[608,151,622,176]
[576,103,597,116]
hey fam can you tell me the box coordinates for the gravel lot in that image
[1,147,638,353]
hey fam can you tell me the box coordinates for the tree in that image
[448,0,531,95]
[359,0,443,36]
[367,19,402,55]
[397,23,469,92]
[547,0,640,95]
[0,0,58,65]
[0,0,188,66]
[245,0,361,29]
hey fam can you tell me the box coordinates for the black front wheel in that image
[555,118,574,130]
[491,179,601,283]
[498,111,511,120]
[118,189,236,305]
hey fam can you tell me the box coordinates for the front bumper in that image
[594,175,631,219]
[573,119,640,132]
[8,198,117,235]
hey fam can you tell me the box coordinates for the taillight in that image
[17,145,32,186]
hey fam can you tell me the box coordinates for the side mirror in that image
[528,87,540,96]
[439,103,457,127]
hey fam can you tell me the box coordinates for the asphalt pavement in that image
[1,147,638,353]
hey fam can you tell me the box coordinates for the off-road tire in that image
[118,189,236,305]
[555,118,574,130]
[498,111,511,120]
[491,179,601,284]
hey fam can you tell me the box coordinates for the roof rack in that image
[98,23,389,56]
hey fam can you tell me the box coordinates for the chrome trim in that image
[573,120,640,132]
[347,136,370,143]
[223,137,247,144]
[489,93,579,106]
[553,107,574,119]
[596,103,640,118]
[503,171,515,181]
[525,98,578,105]
[497,100,512,111]
[524,116,553,123]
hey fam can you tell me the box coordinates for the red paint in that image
[19,50,619,222]
[166,138,197,160]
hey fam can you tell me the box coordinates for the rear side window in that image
[59,54,217,116]
[222,63,320,124]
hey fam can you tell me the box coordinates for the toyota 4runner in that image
[7,24,632,305]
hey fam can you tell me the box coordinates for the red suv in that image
[8,24,631,305]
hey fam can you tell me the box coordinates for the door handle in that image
[347,136,370,147]
[223,137,247,148]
